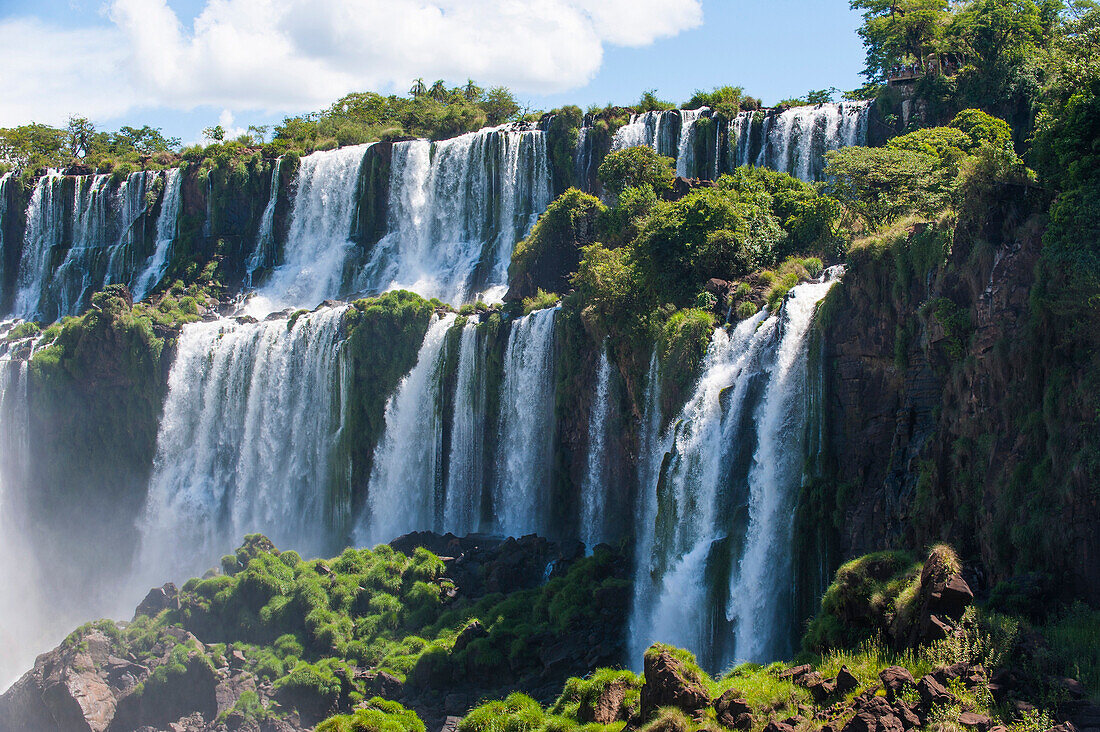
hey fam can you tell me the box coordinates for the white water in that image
[246,158,283,288]
[580,345,613,549]
[137,307,348,584]
[493,307,557,536]
[630,271,840,670]
[249,146,371,314]
[359,313,456,545]
[611,109,709,174]
[675,109,706,178]
[132,169,183,301]
[743,102,870,181]
[444,317,486,536]
[0,173,10,297]
[728,274,841,660]
[0,327,47,688]
[360,125,551,305]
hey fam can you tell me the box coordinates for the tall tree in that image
[851,0,952,79]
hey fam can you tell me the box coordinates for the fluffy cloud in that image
[0,0,702,126]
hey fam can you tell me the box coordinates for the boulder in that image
[133,583,180,620]
[452,620,487,652]
[879,667,916,702]
[579,678,630,724]
[778,664,813,681]
[916,675,953,712]
[957,711,993,731]
[714,688,754,730]
[639,648,711,719]
[844,698,904,732]
[764,721,797,732]
[837,667,861,695]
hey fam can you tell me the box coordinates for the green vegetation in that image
[317,697,426,732]
[270,81,523,153]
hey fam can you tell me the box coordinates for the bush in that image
[598,146,675,199]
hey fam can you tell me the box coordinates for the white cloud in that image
[0,0,703,126]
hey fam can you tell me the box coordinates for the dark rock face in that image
[639,649,711,719]
[133,582,180,621]
[817,182,1100,603]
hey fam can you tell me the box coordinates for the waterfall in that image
[246,157,283,286]
[612,111,676,158]
[610,108,707,177]
[13,172,71,318]
[675,109,706,178]
[727,273,841,660]
[0,327,41,686]
[12,171,157,319]
[132,168,183,301]
[629,272,840,670]
[738,102,870,182]
[360,125,552,305]
[493,307,557,536]
[136,307,348,584]
[574,126,595,192]
[358,313,456,546]
[580,345,613,549]
[444,316,486,536]
[249,145,371,314]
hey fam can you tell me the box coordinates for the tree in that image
[482,87,520,125]
[952,0,1044,72]
[825,145,947,227]
[409,78,427,98]
[851,0,951,80]
[202,125,226,143]
[428,80,449,102]
[66,115,95,158]
[0,123,66,168]
[247,125,270,144]
[463,79,484,102]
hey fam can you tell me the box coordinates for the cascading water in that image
[132,168,183,301]
[249,145,371,314]
[358,313,456,545]
[609,108,708,178]
[0,325,45,687]
[11,170,181,319]
[444,316,486,536]
[360,125,552,305]
[246,157,283,286]
[136,307,348,585]
[747,102,870,181]
[612,110,677,157]
[629,271,840,670]
[493,307,557,536]
[580,345,613,549]
[675,109,705,178]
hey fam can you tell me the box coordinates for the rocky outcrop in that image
[817,179,1100,603]
[638,647,711,719]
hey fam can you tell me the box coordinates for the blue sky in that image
[0,0,867,145]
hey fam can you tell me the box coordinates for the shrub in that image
[598,146,675,199]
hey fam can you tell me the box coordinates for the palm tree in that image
[409,78,427,98]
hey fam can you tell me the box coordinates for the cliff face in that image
[820,180,1100,602]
